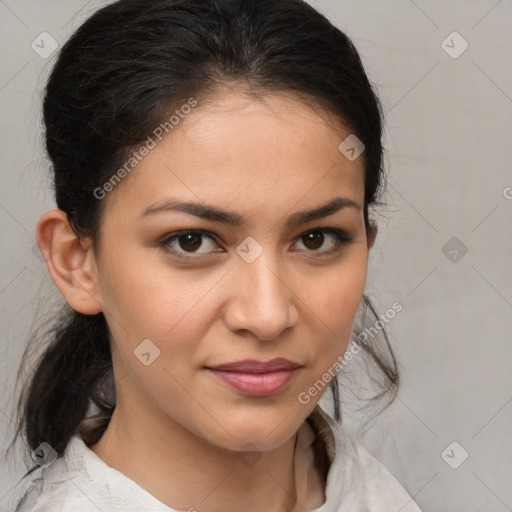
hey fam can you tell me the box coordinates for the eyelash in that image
[157,228,353,261]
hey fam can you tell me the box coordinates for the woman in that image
[10,0,422,510]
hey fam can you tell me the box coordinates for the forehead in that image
[102,90,366,222]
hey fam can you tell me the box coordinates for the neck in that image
[90,390,305,512]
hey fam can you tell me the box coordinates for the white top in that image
[14,407,422,512]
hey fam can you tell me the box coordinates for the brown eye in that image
[294,229,351,254]
[301,231,325,251]
[158,227,353,261]
[177,233,203,252]
[159,230,222,257]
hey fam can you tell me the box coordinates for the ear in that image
[35,209,103,315]
[366,221,378,250]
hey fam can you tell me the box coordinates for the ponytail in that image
[14,307,113,478]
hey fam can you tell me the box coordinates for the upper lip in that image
[206,358,300,373]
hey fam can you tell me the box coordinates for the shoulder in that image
[348,439,422,512]
[15,480,100,512]
[308,407,423,512]
[13,434,177,512]
[13,435,116,512]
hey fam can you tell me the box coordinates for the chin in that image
[202,407,305,453]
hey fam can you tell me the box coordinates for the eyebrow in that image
[141,196,361,226]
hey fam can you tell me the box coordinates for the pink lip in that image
[205,358,300,397]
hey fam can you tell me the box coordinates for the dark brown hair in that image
[8,0,399,484]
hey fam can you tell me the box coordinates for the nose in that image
[223,254,299,341]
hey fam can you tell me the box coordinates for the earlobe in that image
[35,209,103,315]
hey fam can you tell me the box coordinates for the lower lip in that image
[206,368,297,397]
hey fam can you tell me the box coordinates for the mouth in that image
[205,358,301,397]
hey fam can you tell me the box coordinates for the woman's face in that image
[93,89,373,451]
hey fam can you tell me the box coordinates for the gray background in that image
[1,1,511,511]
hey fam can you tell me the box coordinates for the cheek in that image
[304,257,367,366]
[99,258,223,365]
[100,252,180,327]
[311,260,366,331]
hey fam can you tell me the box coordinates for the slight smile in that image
[205,358,302,397]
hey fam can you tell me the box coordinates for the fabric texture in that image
[14,406,422,512]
